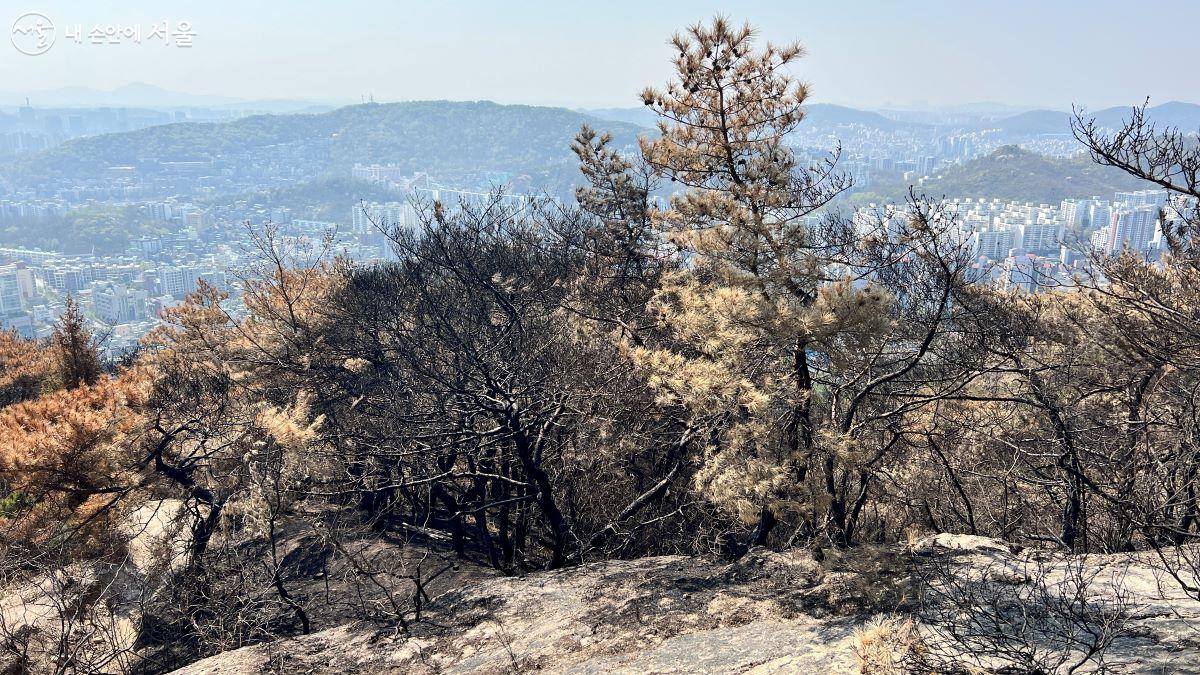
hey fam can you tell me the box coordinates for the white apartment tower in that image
[1106,205,1159,254]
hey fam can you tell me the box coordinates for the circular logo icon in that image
[11,12,55,56]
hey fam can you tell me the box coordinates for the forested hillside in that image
[855,145,1154,204]
[3,101,648,189]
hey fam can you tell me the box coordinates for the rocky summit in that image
[169,536,1200,674]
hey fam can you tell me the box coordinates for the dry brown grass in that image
[853,615,925,674]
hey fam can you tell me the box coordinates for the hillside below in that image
[3,101,648,192]
[855,145,1155,205]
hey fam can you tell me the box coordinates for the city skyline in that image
[2,0,1198,111]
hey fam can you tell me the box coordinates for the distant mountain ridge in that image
[4,100,650,192]
[857,145,1155,205]
[584,103,923,131]
[585,101,1200,137]
[579,107,661,128]
[6,98,1196,204]
[0,82,335,112]
[803,103,920,130]
[1091,101,1200,129]
[973,102,1200,137]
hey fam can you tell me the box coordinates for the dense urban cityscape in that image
[0,98,1194,358]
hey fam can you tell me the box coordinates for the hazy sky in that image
[2,0,1197,110]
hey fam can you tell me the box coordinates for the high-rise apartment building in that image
[1106,205,1159,254]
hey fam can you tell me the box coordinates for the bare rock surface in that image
[156,537,1200,674]
[909,532,1022,555]
[171,550,865,674]
[0,499,193,673]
